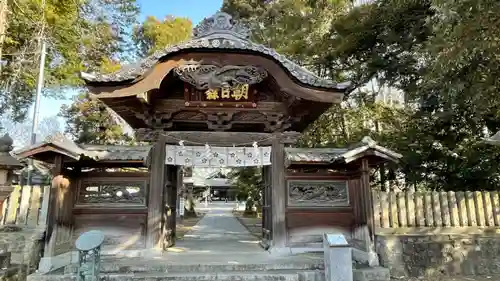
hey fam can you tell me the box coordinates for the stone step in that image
[29,267,390,281]
[63,260,324,274]
[29,270,314,281]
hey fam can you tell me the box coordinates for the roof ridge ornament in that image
[193,12,250,40]
[361,136,377,148]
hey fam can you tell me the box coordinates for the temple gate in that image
[14,12,402,272]
[80,11,351,252]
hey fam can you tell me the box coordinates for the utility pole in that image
[30,39,46,145]
[0,0,8,73]
[27,34,47,185]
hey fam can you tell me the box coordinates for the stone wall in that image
[376,231,500,278]
[0,226,44,269]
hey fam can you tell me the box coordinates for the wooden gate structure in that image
[14,12,402,271]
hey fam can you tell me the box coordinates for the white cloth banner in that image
[165,145,272,167]
[179,198,185,216]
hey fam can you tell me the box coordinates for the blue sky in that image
[36,0,223,124]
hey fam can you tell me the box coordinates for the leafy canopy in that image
[60,15,193,145]
[133,15,192,57]
[1,0,139,121]
[224,0,500,191]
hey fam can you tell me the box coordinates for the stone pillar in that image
[323,233,353,281]
[271,135,286,249]
[146,136,166,249]
[163,165,178,248]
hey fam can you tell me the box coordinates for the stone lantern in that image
[0,134,23,270]
[0,133,24,210]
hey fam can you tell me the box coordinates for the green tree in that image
[132,15,192,57]
[397,0,500,190]
[59,91,132,145]
[222,0,350,79]
[326,0,434,91]
[315,0,500,191]
[1,0,139,121]
[224,0,500,192]
[228,167,262,215]
[59,16,193,145]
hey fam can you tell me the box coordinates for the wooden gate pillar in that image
[353,158,376,253]
[146,136,166,249]
[270,135,286,249]
[360,158,375,243]
[163,165,178,248]
[39,155,75,272]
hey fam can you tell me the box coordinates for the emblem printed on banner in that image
[164,145,271,167]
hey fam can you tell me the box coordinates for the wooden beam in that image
[271,136,286,248]
[146,136,166,249]
[136,130,301,145]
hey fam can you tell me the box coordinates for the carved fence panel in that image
[1,185,51,227]
[373,190,500,228]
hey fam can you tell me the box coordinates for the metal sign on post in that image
[323,233,352,281]
[75,230,105,281]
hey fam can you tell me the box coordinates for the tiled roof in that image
[285,137,402,165]
[285,147,347,163]
[14,133,151,162]
[80,12,351,91]
[82,145,151,161]
[14,133,401,166]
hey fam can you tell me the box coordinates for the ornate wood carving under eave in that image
[135,130,302,144]
[155,99,287,112]
[287,180,350,207]
[85,53,344,103]
[135,111,174,128]
[119,97,297,130]
[205,111,234,131]
[132,108,295,132]
[262,113,298,132]
[174,63,268,90]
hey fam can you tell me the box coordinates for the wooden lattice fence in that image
[373,190,500,228]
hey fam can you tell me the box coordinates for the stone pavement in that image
[159,201,323,266]
[172,202,261,254]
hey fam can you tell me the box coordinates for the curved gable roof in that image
[81,12,351,91]
[14,133,151,164]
